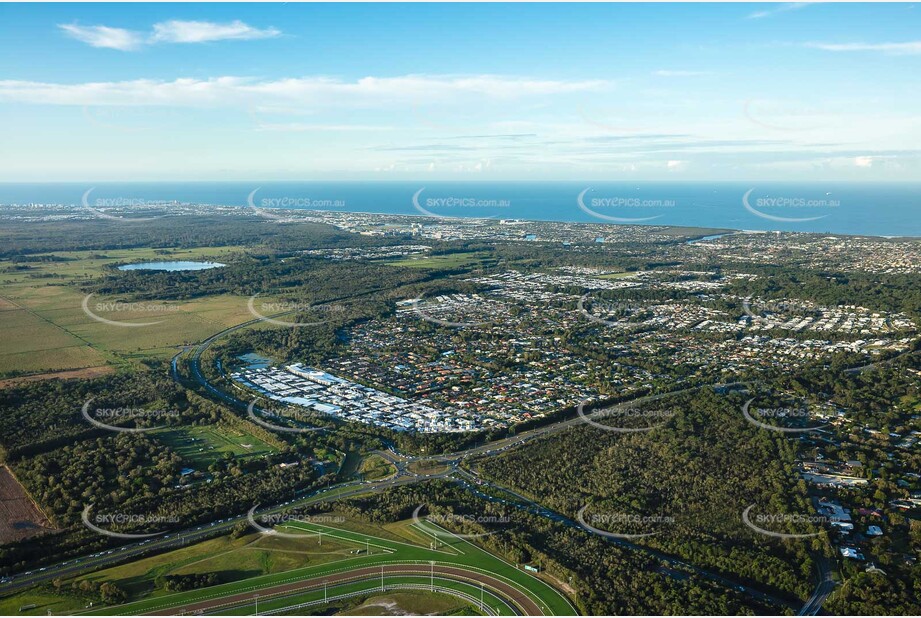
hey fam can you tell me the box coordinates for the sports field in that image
[153,424,279,468]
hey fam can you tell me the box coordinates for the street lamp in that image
[253,593,259,616]
[430,560,435,591]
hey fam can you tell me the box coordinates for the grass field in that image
[357,455,397,481]
[153,424,279,469]
[338,589,478,615]
[0,245,291,377]
[598,271,639,279]
[382,252,489,270]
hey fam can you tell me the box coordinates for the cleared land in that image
[0,465,55,544]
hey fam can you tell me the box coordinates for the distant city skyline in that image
[1,2,919,181]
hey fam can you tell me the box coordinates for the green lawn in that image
[382,252,489,270]
[153,424,278,469]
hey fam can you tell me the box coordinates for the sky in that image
[0,2,919,182]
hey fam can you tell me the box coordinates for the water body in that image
[238,352,273,370]
[118,261,225,272]
[3,181,920,237]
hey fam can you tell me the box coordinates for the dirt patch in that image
[0,365,114,390]
[0,465,56,544]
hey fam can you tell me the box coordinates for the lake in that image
[118,261,225,272]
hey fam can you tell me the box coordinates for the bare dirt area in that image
[0,365,114,390]
[0,465,55,544]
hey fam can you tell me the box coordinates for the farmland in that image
[0,245,272,377]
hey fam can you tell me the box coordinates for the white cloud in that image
[806,41,921,54]
[666,160,687,171]
[58,24,145,51]
[0,75,608,107]
[60,20,280,51]
[151,20,281,44]
[854,156,875,167]
[748,2,811,19]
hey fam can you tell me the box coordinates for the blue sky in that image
[1,2,919,181]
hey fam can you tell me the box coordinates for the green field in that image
[153,424,278,468]
[358,455,396,481]
[383,252,489,270]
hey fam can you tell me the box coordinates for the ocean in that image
[1,181,919,238]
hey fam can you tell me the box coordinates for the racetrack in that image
[140,563,541,616]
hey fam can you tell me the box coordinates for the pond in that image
[118,261,226,272]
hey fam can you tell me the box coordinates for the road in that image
[798,556,836,616]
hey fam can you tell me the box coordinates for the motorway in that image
[2,308,851,615]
